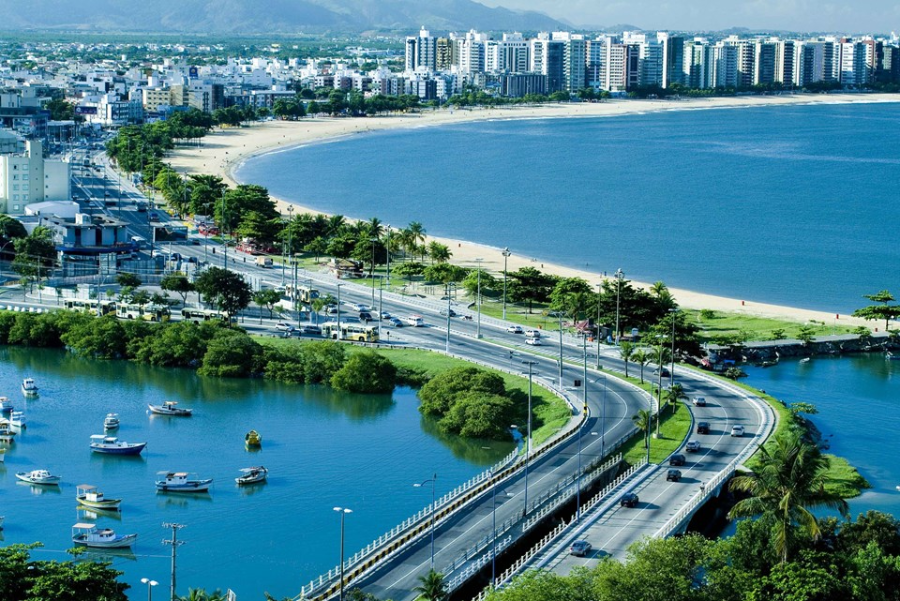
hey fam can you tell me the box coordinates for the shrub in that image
[198,330,263,377]
[331,351,397,394]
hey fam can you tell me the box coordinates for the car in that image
[731,425,745,437]
[692,396,707,407]
[439,308,457,317]
[506,325,524,334]
[685,440,701,452]
[358,312,373,322]
[570,540,592,556]
[619,492,639,508]
[325,305,339,315]
[669,454,686,466]
[696,421,710,434]
[654,367,670,377]
[525,337,542,346]
[389,317,404,327]
[299,325,322,336]
[275,322,295,332]
[149,211,160,220]
[380,312,392,320]
[666,469,682,482]
[524,329,541,338]
[190,239,200,245]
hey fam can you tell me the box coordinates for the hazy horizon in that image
[483,0,899,33]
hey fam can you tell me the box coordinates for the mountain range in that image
[0,0,566,33]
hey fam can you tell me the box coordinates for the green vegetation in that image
[620,401,693,465]
[853,289,900,331]
[483,511,900,601]
[686,308,858,344]
[0,544,129,601]
[331,350,397,394]
[419,367,518,439]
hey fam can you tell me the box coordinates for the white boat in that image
[21,377,38,396]
[235,466,268,485]
[76,484,122,511]
[103,413,120,430]
[156,471,213,493]
[148,401,193,417]
[0,515,4,529]
[16,469,61,485]
[0,419,16,443]
[90,435,146,456]
[0,448,5,462]
[71,523,137,548]
[0,396,13,412]
[9,410,26,429]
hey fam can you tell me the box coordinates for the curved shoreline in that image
[165,95,898,326]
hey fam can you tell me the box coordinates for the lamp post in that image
[369,237,377,306]
[491,468,497,587]
[614,268,623,345]
[385,225,391,292]
[577,335,588,520]
[445,282,455,353]
[521,360,538,516]
[140,578,158,601]
[669,308,678,387]
[333,506,352,601]
[475,257,483,338]
[595,282,603,368]
[413,473,437,569]
[501,247,511,319]
[336,283,344,340]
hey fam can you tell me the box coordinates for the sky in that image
[480,0,900,33]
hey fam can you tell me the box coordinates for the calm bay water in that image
[236,101,900,313]
[0,347,511,599]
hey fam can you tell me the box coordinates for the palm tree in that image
[427,241,451,264]
[366,217,384,239]
[728,431,849,563]
[664,383,687,414]
[619,341,634,377]
[632,348,651,384]
[408,221,426,260]
[413,569,448,601]
[326,214,346,237]
[632,409,651,449]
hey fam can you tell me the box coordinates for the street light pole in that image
[333,507,352,601]
[557,312,564,386]
[614,268,623,346]
[595,282,603,368]
[501,247,510,320]
[385,225,391,291]
[140,578,158,601]
[491,468,498,587]
[370,237,377,306]
[445,283,454,353]
[669,308,678,387]
[336,283,344,340]
[161,522,186,601]
[578,335,588,520]
[475,257,483,338]
[522,360,537,517]
[413,474,437,569]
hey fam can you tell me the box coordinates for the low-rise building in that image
[0,140,71,215]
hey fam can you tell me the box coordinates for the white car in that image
[692,397,707,407]
[506,325,524,334]
[524,329,541,339]
[275,322,295,332]
[685,440,701,452]
[731,425,745,437]
[525,337,542,346]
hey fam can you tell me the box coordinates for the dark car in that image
[439,308,457,317]
[669,454,686,466]
[299,325,322,336]
[358,312,373,322]
[666,469,682,482]
[696,422,710,434]
[619,492,639,508]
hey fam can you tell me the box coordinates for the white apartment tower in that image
[0,140,71,216]
[405,28,437,72]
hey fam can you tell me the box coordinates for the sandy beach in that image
[165,94,899,326]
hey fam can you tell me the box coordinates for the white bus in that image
[286,284,320,304]
[322,323,379,343]
[64,299,116,316]
[116,303,170,322]
[180,308,233,323]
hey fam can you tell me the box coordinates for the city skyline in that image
[483,0,900,34]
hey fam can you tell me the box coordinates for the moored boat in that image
[9,410,26,429]
[0,419,16,443]
[16,469,61,485]
[886,350,900,361]
[148,401,193,416]
[156,471,213,493]
[103,413,120,430]
[0,448,5,462]
[245,429,262,448]
[0,396,13,412]
[90,435,146,455]
[76,484,122,511]
[21,377,38,396]
[71,523,137,548]
[0,515,4,529]
[235,466,268,485]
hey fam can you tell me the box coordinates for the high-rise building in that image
[754,41,778,85]
[436,38,455,71]
[776,40,799,86]
[405,27,437,72]
[530,37,565,92]
[456,30,488,74]
[586,39,605,90]
[658,32,685,88]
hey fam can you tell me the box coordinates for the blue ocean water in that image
[236,102,900,313]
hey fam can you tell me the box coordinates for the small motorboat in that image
[800,357,811,363]
[235,466,268,485]
[72,523,137,548]
[16,469,62,485]
[0,419,16,443]
[0,396,14,412]
[90,435,146,455]
[21,377,39,396]
[104,413,120,430]
[148,401,193,417]
[245,430,262,448]
[76,484,122,511]
[156,471,213,493]
[9,410,26,429]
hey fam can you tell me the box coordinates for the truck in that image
[256,256,273,268]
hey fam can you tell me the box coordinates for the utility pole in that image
[162,523,186,601]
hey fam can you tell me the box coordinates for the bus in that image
[116,303,170,322]
[286,284,320,304]
[322,323,379,343]
[64,299,116,316]
[180,308,234,324]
